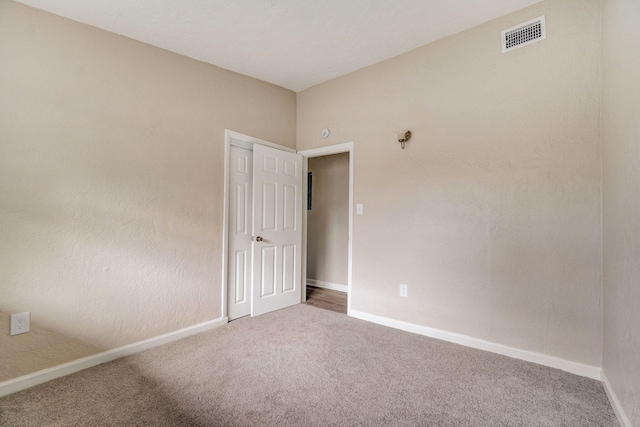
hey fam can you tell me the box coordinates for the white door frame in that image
[299,142,354,315]
[221,130,296,319]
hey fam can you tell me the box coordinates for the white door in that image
[227,145,253,320]
[251,144,303,317]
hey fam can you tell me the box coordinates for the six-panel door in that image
[251,144,303,317]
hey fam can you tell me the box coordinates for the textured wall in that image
[307,153,349,286]
[602,0,640,424]
[297,0,602,366]
[0,312,100,380]
[0,0,295,381]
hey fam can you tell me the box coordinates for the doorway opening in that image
[304,153,349,314]
[299,142,354,316]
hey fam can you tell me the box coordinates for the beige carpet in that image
[0,305,618,426]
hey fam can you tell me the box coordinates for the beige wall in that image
[307,153,349,286]
[6,3,639,417]
[0,1,296,381]
[298,0,603,366]
[602,0,640,424]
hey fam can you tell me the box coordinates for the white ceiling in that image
[15,0,542,92]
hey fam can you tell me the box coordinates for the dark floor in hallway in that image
[304,286,347,314]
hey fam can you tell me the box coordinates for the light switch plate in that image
[356,203,363,215]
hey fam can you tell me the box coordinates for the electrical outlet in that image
[10,312,30,336]
[399,284,408,298]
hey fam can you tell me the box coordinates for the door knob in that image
[254,236,264,242]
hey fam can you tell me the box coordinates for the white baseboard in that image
[307,278,348,293]
[0,316,228,397]
[602,372,633,427]
[349,310,602,380]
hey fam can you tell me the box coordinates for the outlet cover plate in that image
[399,284,408,297]
[10,312,30,336]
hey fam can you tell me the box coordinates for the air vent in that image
[502,16,546,53]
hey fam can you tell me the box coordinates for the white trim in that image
[301,155,309,302]
[349,310,602,380]
[299,142,353,157]
[602,372,633,427]
[225,130,296,153]
[0,317,228,397]
[307,278,348,293]
[222,130,296,319]
[221,133,231,318]
[299,142,354,315]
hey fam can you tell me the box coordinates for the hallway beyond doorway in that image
[304,286,346,314]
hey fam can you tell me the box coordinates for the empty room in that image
[1,0,638,425]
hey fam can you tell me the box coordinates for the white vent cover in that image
[502,16,546,53]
